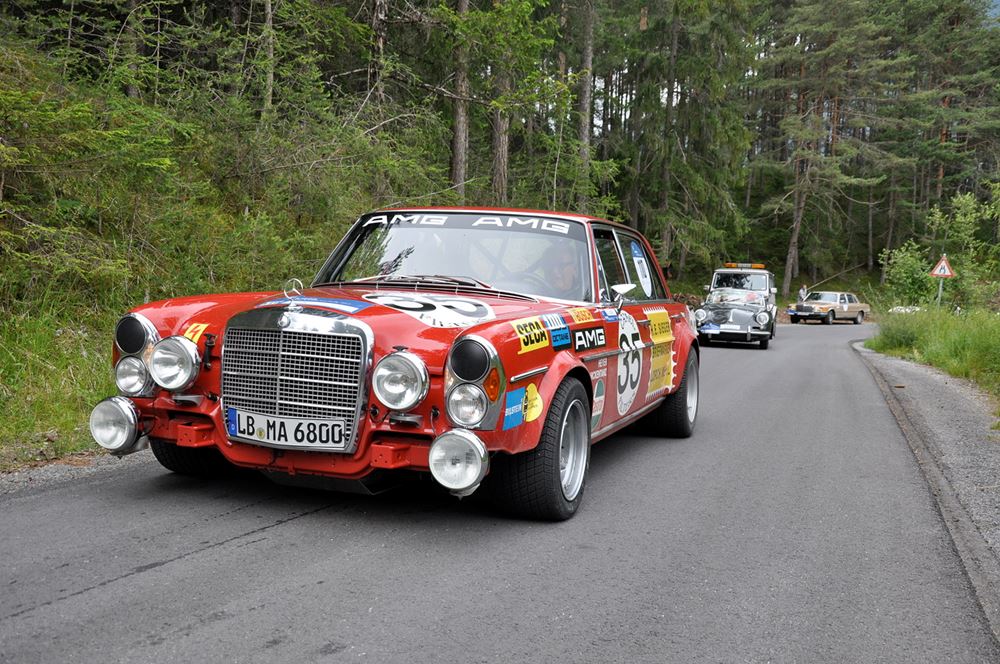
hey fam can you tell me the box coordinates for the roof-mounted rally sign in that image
[930,254,955,278]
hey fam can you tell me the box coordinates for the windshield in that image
[315,212,593,302]
[806,291,839,303]
[712,272,769,291]
[706,288,763,306]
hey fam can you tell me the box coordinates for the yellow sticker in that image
[567,307,595,324]
[182,323,209,343]
[646,342,675,399]
[523,383,543,422]
[645,309,674,344]
[511,316,549,354]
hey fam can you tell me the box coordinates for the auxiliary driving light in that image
[115,356,153,396]
[89,397,142,454]
[447,383,489,427]
[372,351,429,411]
[428,430,489,495]
[148,336,201,391]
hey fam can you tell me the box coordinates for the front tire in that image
[487,378,591,521]
[150,438,228,476]
[759,337,769,349]
[823,310,834,325]
[645,349,699,438]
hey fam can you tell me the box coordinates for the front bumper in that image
[698,325,770,342]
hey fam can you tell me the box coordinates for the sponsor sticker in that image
[567,307,595,324]
[523,384,543,422]
[540,313,571,349]
[364,293,495,328]
[600,308,619,323]
[591,379,606,430]
[363,213,572,235]
[257,296,372,315]
[503,388,526,430]
[630,241,653,298]
[616,311,642,415]
[644,308,676,399]
[573,326,607,352]
[511,316,550,354]
[502,383,544,430]
[182,322,209,343]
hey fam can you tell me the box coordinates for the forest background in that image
[1,0,999,463]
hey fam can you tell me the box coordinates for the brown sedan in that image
[788,291,870,324]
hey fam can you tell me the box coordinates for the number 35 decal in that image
[616,311,642,415]
[364,293,496,328]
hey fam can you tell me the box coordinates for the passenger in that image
[543,244,581,300]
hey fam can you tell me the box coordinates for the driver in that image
[543,243,581,300]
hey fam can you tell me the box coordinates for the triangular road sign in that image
[930,255,955,278]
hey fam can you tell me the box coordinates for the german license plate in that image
[226,408,345,447]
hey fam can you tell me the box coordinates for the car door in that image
[838,293,850,318]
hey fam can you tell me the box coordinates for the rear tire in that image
[645,350,699,438]
[854,311,865,324]
[487,378,591,521]
[790,316,799,324]
[150,438,229,476]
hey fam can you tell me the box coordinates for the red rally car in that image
[90,208,700,520]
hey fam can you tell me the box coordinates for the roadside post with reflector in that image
[930,254,955,305]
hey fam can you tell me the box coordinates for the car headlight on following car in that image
[694,309,708,322]
[755,312,770,326]
[115,356,153,396]
[372,351,429,411]
[148,336,201,391]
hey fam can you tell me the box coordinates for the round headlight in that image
[447,383,489,426]
[694,309,708,322]
[450,338,491,382]
[372,351,429,411]
[149,336,201,391]
[115,313,159,355]
[115,356,152,396]
[429,430,489,492]
[89,397,140,452]
[755,312,770,325]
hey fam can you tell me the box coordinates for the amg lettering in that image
[574,327,607,351]
[472,217,571,234]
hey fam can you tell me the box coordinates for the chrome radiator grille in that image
[221,326,366,450]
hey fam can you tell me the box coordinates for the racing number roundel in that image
[616,311,642,415]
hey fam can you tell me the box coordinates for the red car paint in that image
[110,208,697,484]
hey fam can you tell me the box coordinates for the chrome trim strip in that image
[509,367,548,384]
[580,341,654,364]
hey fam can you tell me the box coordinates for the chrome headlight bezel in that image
[694,308,708,322]
[755,311,770,326]
[148,335,201,391]
[115,355,154,397]
[115,313,160,357]
[372,351,429,412]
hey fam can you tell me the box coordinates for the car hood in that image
[130,285,572,371]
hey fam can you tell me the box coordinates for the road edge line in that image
[852,341,1000,647]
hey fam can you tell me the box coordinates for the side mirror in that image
[611,283,636,315]
[703,284,710,292]
[770,287,777,294]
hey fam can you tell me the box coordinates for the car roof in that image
[713,267,772,275]
[371,206,637,232]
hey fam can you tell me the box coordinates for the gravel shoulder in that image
[855,342,1000,643]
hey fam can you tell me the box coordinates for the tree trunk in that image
[125,0,141,99]
[867,187,874,272]
[880,179,897,285]
[262,0,274,119]
[450,0,470,201]
[576,0,595,211]
[368,0,388,105]
[492,79,511,205]
[781,161,808,296]
[659,4,680,218]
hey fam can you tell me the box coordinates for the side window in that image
[620,234,666,301]
[847,294,858,304]
[593,228,628,302]
[839,294,848,304]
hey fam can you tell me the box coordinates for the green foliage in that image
[867,308,1000,403]
[880,240,937,306]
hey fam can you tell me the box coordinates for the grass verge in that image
[0,309,116,471]
[866,308,1000,423]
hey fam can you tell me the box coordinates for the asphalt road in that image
[2,323,998,663]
